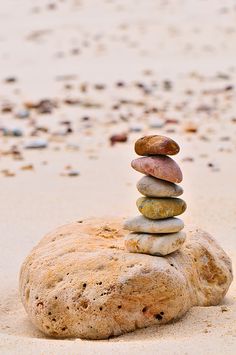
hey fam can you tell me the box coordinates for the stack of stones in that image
[124,135,187,256]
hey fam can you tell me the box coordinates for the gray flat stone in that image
[124,216,184,233]
[137,176,183,197]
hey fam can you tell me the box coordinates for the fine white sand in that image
[0,0,236,354]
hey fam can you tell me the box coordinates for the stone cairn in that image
[124,135,187,256]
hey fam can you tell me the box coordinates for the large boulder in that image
[19,218,233,340]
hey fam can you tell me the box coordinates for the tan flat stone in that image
[124,231,186,256]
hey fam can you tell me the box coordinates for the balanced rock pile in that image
[19,134,233,340]
[124,135,187,256]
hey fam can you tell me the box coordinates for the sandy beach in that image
[0,0,236,354]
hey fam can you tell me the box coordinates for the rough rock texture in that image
[135,135,180,156]
[137,197,187,219]
[125,231,186,255]
[19,218,233,340]
[137,175,183,197]
[124,216,184,233]
[131,156,183,183]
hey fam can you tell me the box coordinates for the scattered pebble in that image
[20,164,34,171]
[24,99,56,114]
[15,109,30,119]
[220,136,230,141]
[24,139,48,149]
[4,76,17,83]
[1,169,15,177]
[129,124,143,132]
[148,116,165,129]
[199,135,210,142]
[163,80,172,91]
[183,122,198,133]
[1,102,13,113]
[165,118,179,125]
[61,169,80,177]
[1,128,23,137]
[109,133,128,146]
[207,162,220,172]
[182,157,194,162]
[37,99,55,114]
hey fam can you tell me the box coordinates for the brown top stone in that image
[135,135,180,156]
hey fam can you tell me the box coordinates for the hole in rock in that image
[127,264,135,268]
[142,306,148,313]
[52,318,56,322]
[170,264,174,267]
[37,302,44,307]
[96,264,105,271]
[118,305,122,309]
[55,296,58,300]
[155,314,163,320]
[48,312,52,315]
[81,300,89,309]
[99,307,103,311]
[61,327,67,331]
[67,306,70,310]
[160,311,164,315]
[83,283,87,288]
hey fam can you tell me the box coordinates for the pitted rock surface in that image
[20,218,233,340]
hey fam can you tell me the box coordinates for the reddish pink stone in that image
[131,156,183,183]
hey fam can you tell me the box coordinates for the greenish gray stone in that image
[136,197,187,220]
